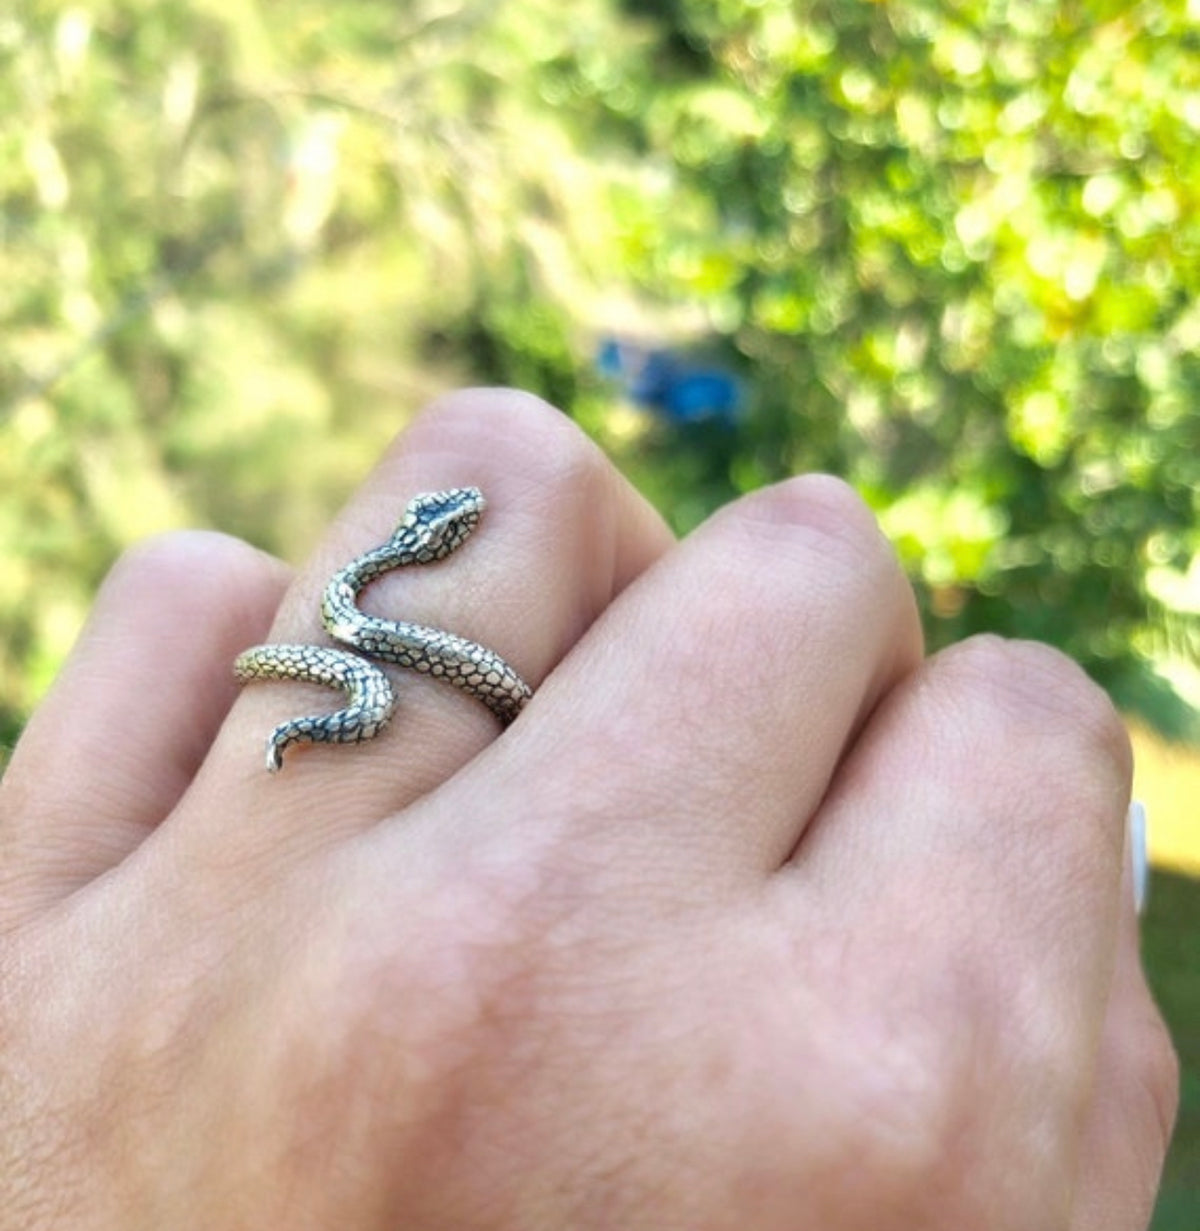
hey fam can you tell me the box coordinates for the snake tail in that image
[233,644,396,772]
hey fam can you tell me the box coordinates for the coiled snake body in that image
[235,487,531,771]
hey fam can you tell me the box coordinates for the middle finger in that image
[423,476,924,889]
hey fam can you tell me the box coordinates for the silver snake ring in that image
[234,487,532,771]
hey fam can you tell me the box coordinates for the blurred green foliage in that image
[1144,871,1200,1230]
[4,0,1198,750]
[578,0,1200,732]
[0,0,630,738]
[1,1,1199,1220]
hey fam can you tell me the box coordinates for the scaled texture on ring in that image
[234,487,532,772]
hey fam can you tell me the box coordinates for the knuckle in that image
[413,387,573,454]
[528,412,613,506]
[747,472,883,544]
[923,636,1133,901]
[106,530,266,595]
[101,531,286,633]
[424,385,562,424]
[107,529,205,585]
[939,634,1132,791]
[408,388,612,503]
[728,473,906,596]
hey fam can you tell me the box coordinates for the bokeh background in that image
[2,1,1197,1221]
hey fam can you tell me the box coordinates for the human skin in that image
[0,389,1178,1230]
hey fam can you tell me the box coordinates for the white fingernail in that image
[1128,800,1149,916]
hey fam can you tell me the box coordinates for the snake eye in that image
[402,487,485,549]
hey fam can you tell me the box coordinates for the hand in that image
[0,390,1177,1229]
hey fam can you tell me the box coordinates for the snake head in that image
[396,486,486,555]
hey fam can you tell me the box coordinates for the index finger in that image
[177,390,674,855]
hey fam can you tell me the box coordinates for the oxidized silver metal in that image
[235,487,531,771]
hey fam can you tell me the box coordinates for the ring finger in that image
[176,389,673,857]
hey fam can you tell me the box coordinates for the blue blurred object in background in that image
[596,337,743,425]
